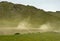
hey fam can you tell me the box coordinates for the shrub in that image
[15,33,20,35]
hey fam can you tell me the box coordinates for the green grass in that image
[0,32,60,41]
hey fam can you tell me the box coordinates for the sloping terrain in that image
[0,1,60,34]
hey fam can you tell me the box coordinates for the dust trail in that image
[39,23,52,32]
[16,20,33,33]
[17,21,30,29]
[0,21,60,35]
[17,21,53,33]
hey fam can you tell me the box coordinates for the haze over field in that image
[0,1,60,34]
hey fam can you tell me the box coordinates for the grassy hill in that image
[0,1,60,31]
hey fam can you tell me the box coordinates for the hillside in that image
[0,1,60,32]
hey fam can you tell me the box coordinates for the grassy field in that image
[0,32,60,41]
